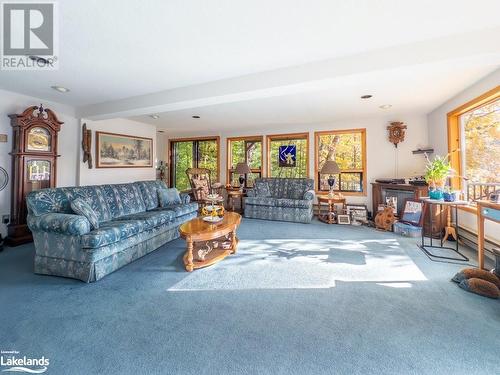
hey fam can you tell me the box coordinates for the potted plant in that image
[424,154,453,200]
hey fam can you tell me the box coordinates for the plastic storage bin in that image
[394,222,422,238]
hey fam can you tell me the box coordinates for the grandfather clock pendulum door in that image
[7,105,63,246]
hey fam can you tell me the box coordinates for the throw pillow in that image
[158,188,182,207]
[451,268,500,289]
[70,198,99,230]
[459,278,499,299]
[254,181,271,197]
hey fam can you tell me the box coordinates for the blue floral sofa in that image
[244,178,315,223]
[26,181,198,282]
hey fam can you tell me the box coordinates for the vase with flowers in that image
[424,153,453,200]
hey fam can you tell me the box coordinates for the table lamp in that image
[320,160,340,198]
[235,162,252,190]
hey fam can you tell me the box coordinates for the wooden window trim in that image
[314,128,367,196]
[168,136,220,188]
[447,86,500,190]
[266,132,310,178]
[226,135,264,185]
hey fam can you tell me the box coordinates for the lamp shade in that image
[235,162,252,174]
[320,160,340,175]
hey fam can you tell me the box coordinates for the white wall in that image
[427,68,500,243]
[0,89,79,238]
[78,118,157,186]
[162,113,429,211]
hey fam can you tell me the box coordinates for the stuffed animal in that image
[452,268,500,299]
[375,207,396,231]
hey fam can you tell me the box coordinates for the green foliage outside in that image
[462,98,499,183]
[317,132,363,191]
[229,140,262,186]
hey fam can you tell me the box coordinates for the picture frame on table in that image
[337,214,351,225]
[400,198,425,226]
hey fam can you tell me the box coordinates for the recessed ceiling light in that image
[379,104,392,109]
[157,130,165,133]
[51,85,70,93]
[360,94,373,99]
[150,114,160,119]
[192,115,200,119]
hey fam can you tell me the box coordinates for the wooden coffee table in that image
[179,212,242,272]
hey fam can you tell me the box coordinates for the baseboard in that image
[458,225,497,262]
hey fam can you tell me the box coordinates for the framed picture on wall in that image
[96,132,153,168]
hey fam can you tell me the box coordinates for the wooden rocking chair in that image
[186,167,223,203]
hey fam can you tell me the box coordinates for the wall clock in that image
[387,121,407,148]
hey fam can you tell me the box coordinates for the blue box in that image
[394,222,422,237]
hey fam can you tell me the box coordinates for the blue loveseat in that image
[26,181,198,282]
[244,178,315,223]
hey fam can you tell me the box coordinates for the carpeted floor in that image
[0,218,498,375]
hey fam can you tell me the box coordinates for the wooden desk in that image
[476,200,500,269]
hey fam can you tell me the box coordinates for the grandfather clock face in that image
[27,127,52,152]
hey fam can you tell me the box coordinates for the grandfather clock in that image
[6,105,63,246]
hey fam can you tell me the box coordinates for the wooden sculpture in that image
[82,123,93,168]
[387,121,407,148]
[375,206,396,231]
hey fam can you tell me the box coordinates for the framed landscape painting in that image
[96,132,153,168]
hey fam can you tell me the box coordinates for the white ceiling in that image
[0,0,499,128]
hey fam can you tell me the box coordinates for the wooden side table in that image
[227,189,247,213]
[317,196,346,224]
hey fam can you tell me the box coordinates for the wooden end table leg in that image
[230,230,238,254]
[185,236,194,272]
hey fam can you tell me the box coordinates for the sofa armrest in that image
[246,189,256,197]
[303,190,315,201]
[27,213,91,236]
[180,192,191,204]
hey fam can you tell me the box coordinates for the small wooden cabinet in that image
[371,182,446,237]
[6,105,63,246]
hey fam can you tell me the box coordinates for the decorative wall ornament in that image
[81,123,93,168]
[387,121,407,148]
[278,145,296,167]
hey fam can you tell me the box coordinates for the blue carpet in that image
[0,218,498,375]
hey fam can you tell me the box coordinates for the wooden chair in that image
[186,167,223,203]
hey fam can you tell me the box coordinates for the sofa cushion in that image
[134,181,168,210]
[70,198,100,230]
[245,197,277,207]
[26,188,73,216]
[274,198,312,209]
[158,188,182,207]
[103,183,146,218]
[62,186,112,222]
[254,181,271,197]
[81,220,145,249]
[157,202,199,218]
[114,210,175,230]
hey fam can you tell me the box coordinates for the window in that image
[227,136,263,187]
[267,133,309,178]
[169,137,219,191]
[448,86,499,198]
[315,129,366,194]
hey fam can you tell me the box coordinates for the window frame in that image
[266,132,310,178]
[447,86,500,191]
[314,128,367,196]
[168,136,220,190]
[226,135,264,187]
